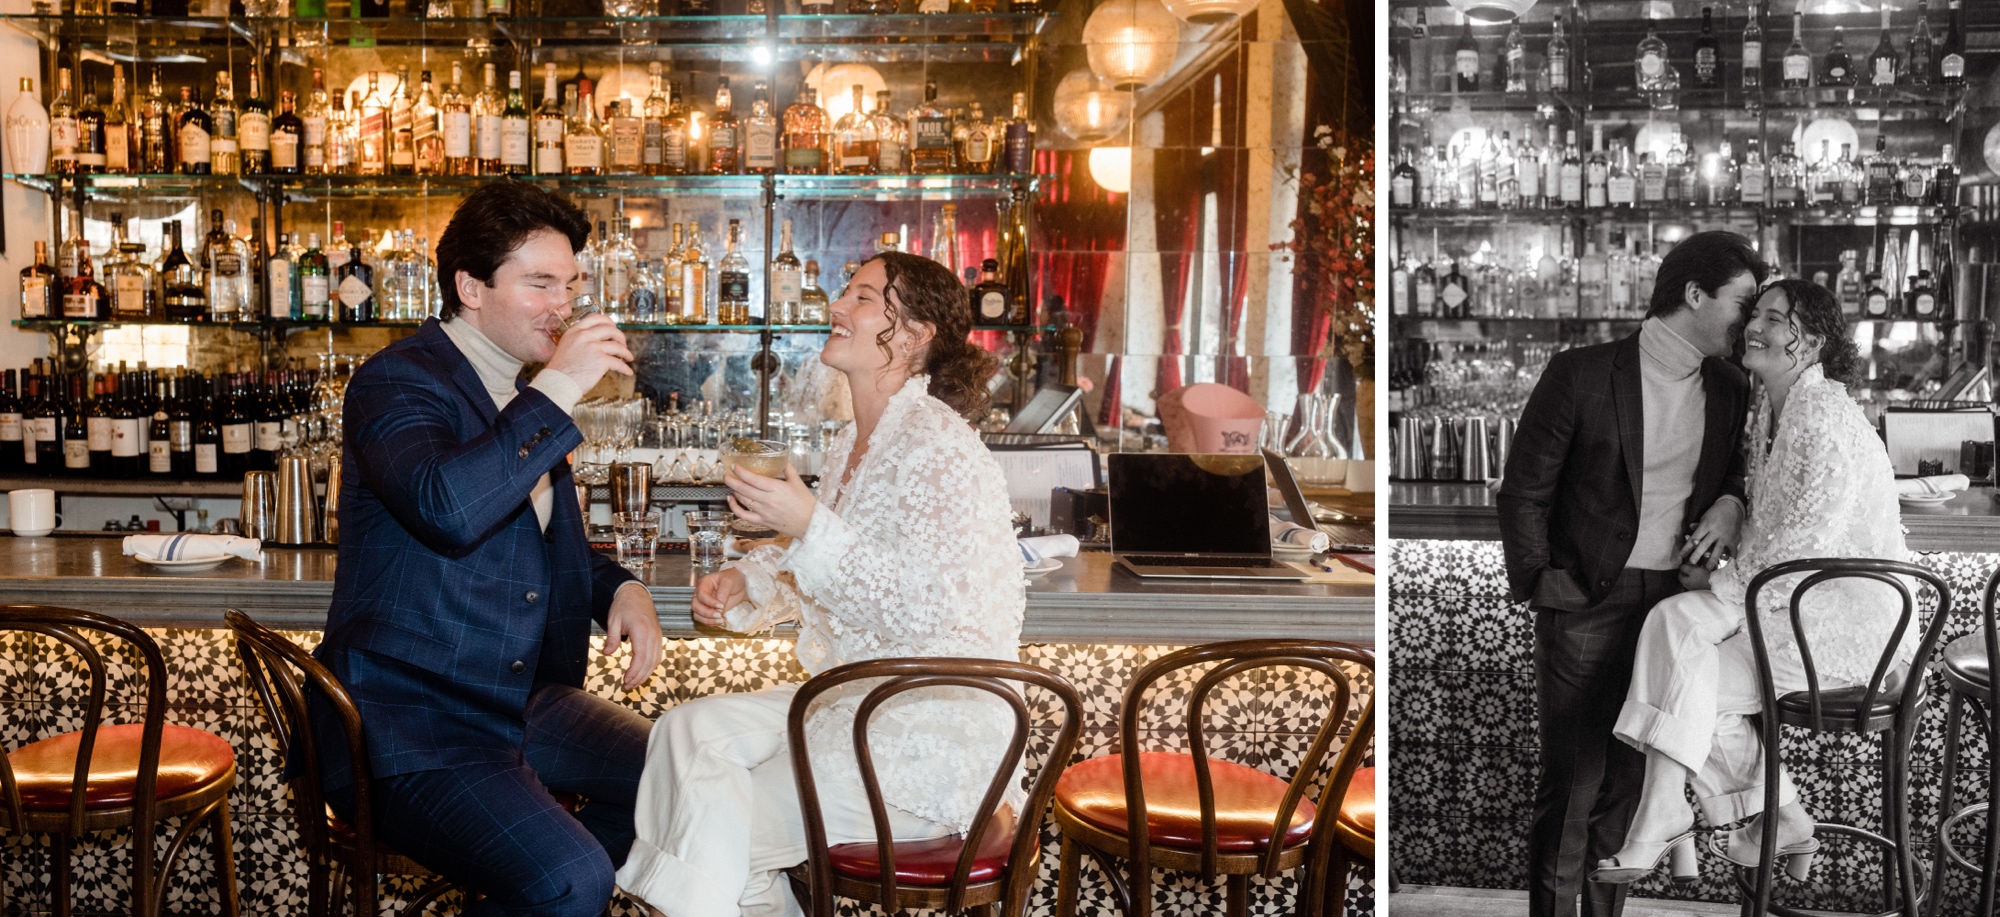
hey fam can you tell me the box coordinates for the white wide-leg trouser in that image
[1612,589,1822,826]
[614,685,950,917]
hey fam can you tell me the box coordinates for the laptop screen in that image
[1108,453,1270,555]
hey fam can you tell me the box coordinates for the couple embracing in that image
[1499,231,1912,917]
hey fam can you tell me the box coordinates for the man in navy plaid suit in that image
[1498,231,1764,917]
[313,182,664,916]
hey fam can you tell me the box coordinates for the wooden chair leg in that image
[53,831,73,917]
[1320,845,1351,917]
[208,798,241,917]
[1055,834,1082,917]
[968,903,996,917]
[1224,873,1248,917]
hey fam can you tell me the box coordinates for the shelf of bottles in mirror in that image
[3,173,1045,201]
[10,318,1050,332]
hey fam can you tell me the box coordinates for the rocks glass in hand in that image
[721,438,789,480]
[614,510,662,570]
[684,510,733,567]
[556,293,601,340]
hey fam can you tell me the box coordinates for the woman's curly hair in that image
[1761,278,1860,384]
[865,251,998,421]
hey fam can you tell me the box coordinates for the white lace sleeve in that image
[719,544,805,634]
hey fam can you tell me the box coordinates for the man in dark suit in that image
[1498,231,1766,917]
[313,182,662,917]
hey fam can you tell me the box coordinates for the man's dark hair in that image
[434,181,590,321]
[1645,230,1768,319]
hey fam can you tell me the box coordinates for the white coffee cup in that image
[8,488,60,537]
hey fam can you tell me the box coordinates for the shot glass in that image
[614,509,662,570]
[685,510,734,568]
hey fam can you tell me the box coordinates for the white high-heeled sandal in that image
[1589,831,1702,885]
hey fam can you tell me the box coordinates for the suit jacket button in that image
[518,445,532,459]
[1617,532,1631,540]
[510,660,526,674]
[539,428,552,437]
[1600,578,1613,588]
[525,591,539,603]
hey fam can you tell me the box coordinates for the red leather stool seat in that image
[827,814,1018,886]
[1338,767,1374,838]
[1055,752,1316,852]
[8,723,235,810]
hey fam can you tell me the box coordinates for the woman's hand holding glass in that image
[725,461,815,539]
[691,568,748,628]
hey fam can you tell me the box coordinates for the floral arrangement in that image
[1280,124,1374,377]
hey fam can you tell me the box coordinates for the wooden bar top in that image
[0,535,1369,645]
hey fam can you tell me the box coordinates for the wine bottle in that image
[1693,7,1720,88]
[0,369,20,475]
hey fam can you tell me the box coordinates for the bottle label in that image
[269,264,293,318]
[0,412,18,442]
[338,274,372,308]
[912,115,950,150]
[1560,168,1582,203]
[112,418,141,457]
[1456,50,1477,80]
[303,275,330,312]
[745,128,776,169]
[169,419,192,451]
[719,271,749,304]
[22,276,48,317]
[771,267,801,305]
[65,439,89,468]
[477,113,503,160]
[87,416,111,451]
[304,113,327,146]
[1873,59,1896,85]
[841,146,872,169]
[1784,55,1809,82]
[63,291,95,318]
[149,439,171,473]
[116,273,147,315]
[21,435,33,464]
[1696,48,1717,79]
[255,421,282,452]
[1607,175,1636,205]
[1392,174,1413,206]
[272,131,299,169]
[979,291,1007,320]
[196,442,217,474]
[50,116,77,155]
[214,253,242,277]
[1549,57,1568,89]
[565,133,602,169]
[1441,282,1468,311]
[501,119,530,165]
[643,121,663,165]
[1743,41,1762,71]
[664,130,688,169]
[179,124,211,164]
[240,111,271,151]
[1640,51,1663,78]
[445,110,473,157]
[708,126,738,158]
[612,121,644,167]
[1943,53,1965,80]
[30,417,55,442]
[1917,292,1936,315]
[222,423,252,454]
[784,146,822,172]
[1740,163,1767,203]
[105,123,129,171]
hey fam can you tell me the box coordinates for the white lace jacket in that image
[721,376,1027,832]
[1710,363,1915,687]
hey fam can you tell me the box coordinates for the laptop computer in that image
[1108,453,1307,580]
[1262,447,1320,528]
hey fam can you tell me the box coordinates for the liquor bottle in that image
[608,100,644,175]
[271,90,302,174]
[1940,0,1965,86]
[7,77,49,176]
[1868,7,1899,87]
[475,63,503,174]
[1820,27,1854,87]
[110,222,155,319]
[1770,141,1802,205]
[833,85,877,175]
[1782,11,1812,88]
[799,259,829,324]
[661,223,685,318]
[970,259,1010,323]
[337,234,374,321]
[640,63,668,176]
[1907,0,1936,85]
[160,222,204,320]
[1002,91,1031,174]
[770,219,802,324]
[1692,7,1720,88]
[205,212,248,320]
[210,71,239,176]
[957,102,997,174]
[737,81,778,176]
[1392,149,1417,207]
[49,68,77,175]
[1454,16,1479,92]
[0,370,20,476]
[1559,129,1582,206]
[20,241,54,319]
[72,81,104,174]
[302,69,329,175]
[267,232,296,319]
[1606,142,1636,207]
[1546,15,1570,92]
[565,86,604,175]
[1500,18,1526,94]
[26,370,58,472]
[708,77,740,174]
[357,75,386,175]
[1742,1,1764,89]
[1865,243,1889,317]
[1585,125,1608,208]
[1910,238,1939,318]
[135,72,167,173]
[1866,134,1896,204]
[535,63,564,176]
[1933,143,1959,207]
[62,240,105,320]
[1739,137,1768,204]
[299,233,329,319]
[327,93,355,175]
[907,80,953,174]
[680,220,710,323]
[411,69,442,175]
[501,69,530,175]
[717,219,750,325]
[241,69,271,173]
[62,374,90,476]
[104,66,130,173]
[782,87,828,175]
[1635,20,1668,92]
[1835,249,1864,315]
[191,375,219,478]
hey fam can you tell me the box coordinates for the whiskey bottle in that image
[62,240,105,320]
[564,85,604,175]
[872,90,903,174]
[970,259,1010,324]
[302,69,329,174]
[680,221,710,323]
[19,240,54,319]
[501,70,530,176]
[535,64,564,176]
[271,90,303,174]
[241,69,272,173]
[411,69,442,175]
[770,219,802,324]
[906,80,953,174]
[781,87,828,175]
[642,63,668,175]
[833,84,877,175]
[743,81,778,175]
[717,219,750,325]
[210,71,239,176]
[608,99,644,175]
[799,259,829,324]
[1692,7,1720,88]
[663,80,691,174]
[707,77,740,174]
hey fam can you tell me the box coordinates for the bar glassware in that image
[685,510,733,567]
[614,509,662,570]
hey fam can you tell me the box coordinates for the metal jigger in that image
[239,472,276,541]
[610,462,653,517]
[275,455,319,545]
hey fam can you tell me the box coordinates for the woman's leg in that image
[1609,590,1745,847]
[1691,631,1815,856]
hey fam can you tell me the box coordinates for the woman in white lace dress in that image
[1591,279,1910,883]
[615,252,1025,917]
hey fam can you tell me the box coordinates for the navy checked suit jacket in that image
[309,318,637,791]
[1495,332,1750,611]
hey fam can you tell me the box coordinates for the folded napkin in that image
[1018,534,1080,565]
[1270,517,1331,553]
[122,533,263,562]
[1898,474,1970,496]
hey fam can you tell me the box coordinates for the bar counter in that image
[1388,481,1995,913]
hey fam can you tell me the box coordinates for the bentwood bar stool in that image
[0,604,240,917]
[784,656,1084,917]
[1736,559,1955,917]
[1051,639,1374,917]
[225,610,458,917]
[1925,566,2000,917]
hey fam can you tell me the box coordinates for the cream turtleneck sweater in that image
[440,317,584,532]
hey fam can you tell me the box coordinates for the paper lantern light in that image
[1051,70,1133,144]
[1160,0,1257,25]
[1084,0,1181,91]
[1089,146,1132,194]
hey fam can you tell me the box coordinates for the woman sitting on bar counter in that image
[615,252,1026,917]
[1592,280,1912,883]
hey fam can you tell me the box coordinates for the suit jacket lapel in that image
[1611,333,1646,517]
[1690,358,1736,508]
[420,318,501,427]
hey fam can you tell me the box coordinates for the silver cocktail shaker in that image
[1460,416,1492,481]
[240,472,276,541]
[275,455,319,545]
[610,462,653,517]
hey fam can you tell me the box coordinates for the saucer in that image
[1898,492,1957,506]
[133,554,231,573]
[1022,557,1064,575]
[1273,544,1317,562]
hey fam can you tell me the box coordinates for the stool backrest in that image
[0,604,167,838]
[1974,567,2000,715]
[224,609,382,917]
[786,657,1084,917]
[1115,639,1374,883]
[1743,558,1952,733]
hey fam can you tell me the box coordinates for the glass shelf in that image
[1393,203,1955,227]
[1397,314,1945,326]
[3,171,1044,201]
[774,172,1034,199]
[14,317,1050,333]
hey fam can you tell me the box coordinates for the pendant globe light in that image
[1444,0,1535,24]
[1051,70,1133,144]
[1159,0,1257,25]
[1084,0,1182,91]
[1088,146,1133,193]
